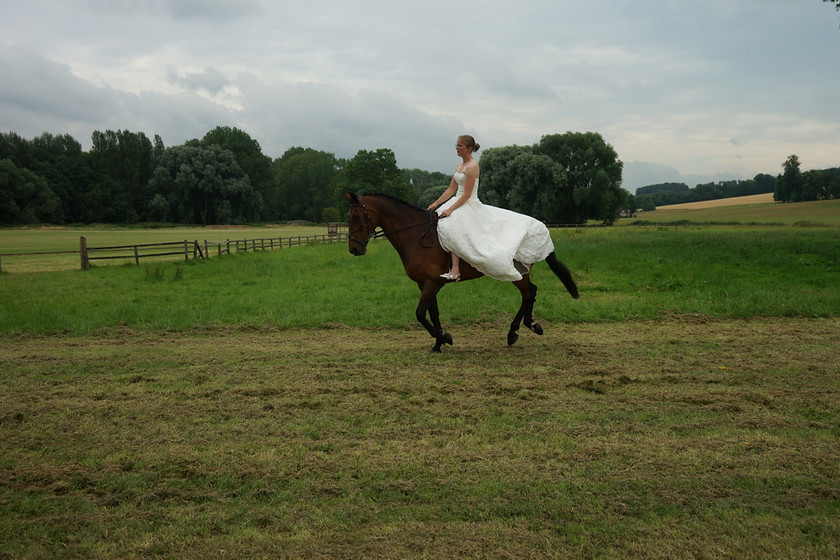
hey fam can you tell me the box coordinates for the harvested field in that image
[655,193,775,210]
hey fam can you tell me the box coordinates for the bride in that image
[427,134,555,282]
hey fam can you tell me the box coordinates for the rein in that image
[350,200,440,249]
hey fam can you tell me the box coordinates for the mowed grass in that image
[2,217,840,558]
[2,320,838,558]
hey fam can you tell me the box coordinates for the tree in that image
[637,194,656,212]
[149,144,263,225]
[753,173,776,195]
[28,133,94,224]
[201,126,276,219]
[622,193,637,216]
[403,168,450,203]
[534,132,625,224]
[823,168,840,199]
[482,149,566,222]
[273,147,339,222]
[339,148,414,203]
[478,145,534,208]
[0,132,32,168]
[147,193,170,222]
[321,207,341,223]
[88,129,160,222]
[775,154,802,202]
[0,159,62,224]
[825,0,840,28]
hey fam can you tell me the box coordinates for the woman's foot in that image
[440,271,460,281]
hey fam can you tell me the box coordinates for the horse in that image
[345,193,579,353]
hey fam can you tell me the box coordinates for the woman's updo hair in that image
[458,134,480,152]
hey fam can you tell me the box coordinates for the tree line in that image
[635,175,777,210]
[1,127,632,227]
[774,155,840,203]
[634,157,839,210]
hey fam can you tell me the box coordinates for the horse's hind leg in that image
[508,276,533,346]
[508,279,541,345]
[524,282,543,335]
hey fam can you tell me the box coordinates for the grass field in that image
[2,320,838,558]
[1,226,838,334]
[2,206,839,558]
[0,224,331,273]
[625,197,840,226]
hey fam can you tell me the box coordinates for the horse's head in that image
[345,193,379,256]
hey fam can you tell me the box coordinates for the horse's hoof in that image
[429,332,453,353]
[531,323,543,336]
[507,332,519,346]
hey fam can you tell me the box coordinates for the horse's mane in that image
[362,193,428,214]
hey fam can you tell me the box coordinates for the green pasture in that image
[624,197,840,226]
[0,224,330,273]
[1,225,837,335]
[2,210,839,557]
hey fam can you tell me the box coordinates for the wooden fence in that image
[80,229,347,270]
[0,223,347,272]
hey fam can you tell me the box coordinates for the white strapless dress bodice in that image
[436,172,554,281]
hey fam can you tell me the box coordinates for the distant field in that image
[656,192,775,210]
[626,197,840,226]
[0,224,333,273]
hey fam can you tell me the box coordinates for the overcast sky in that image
[1,1,838,193]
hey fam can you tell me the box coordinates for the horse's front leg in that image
[508,279,542,346]
[415,283,453,353]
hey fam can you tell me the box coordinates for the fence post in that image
[134,245,140,266]
[80,236,89,270]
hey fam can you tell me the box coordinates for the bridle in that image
[348,199,440,250]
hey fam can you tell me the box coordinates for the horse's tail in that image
[546,251,580,299]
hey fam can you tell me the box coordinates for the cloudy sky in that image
[1,0,838,193]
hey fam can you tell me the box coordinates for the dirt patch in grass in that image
[2,318,839,558]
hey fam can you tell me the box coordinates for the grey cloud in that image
[0,43,117,125]
[2,0,838,183]
[234,76,463,170]
[83,0,262,21]
[167,66,230,94]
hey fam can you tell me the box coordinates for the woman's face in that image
[455,139,470,158]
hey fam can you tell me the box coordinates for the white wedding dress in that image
[436,172,554,281]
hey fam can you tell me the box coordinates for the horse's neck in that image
[372,200,427,254]
[372,200,423,234]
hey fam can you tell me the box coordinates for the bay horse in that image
[345,193,579,353]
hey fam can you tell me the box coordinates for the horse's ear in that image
[345,193,358,204]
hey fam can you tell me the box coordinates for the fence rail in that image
[0,223,347,273]
[81,238,204,269]
[80,231,348,269]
